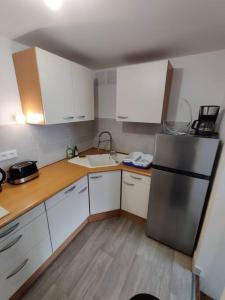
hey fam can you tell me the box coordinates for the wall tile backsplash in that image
[95,118,161,154]
[0,121,96,170]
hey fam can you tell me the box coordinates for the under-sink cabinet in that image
[13,47,94,124]
[89,171,121,214]
[0,204,52,300]
[121,171,151,218]
[45,176,89,251]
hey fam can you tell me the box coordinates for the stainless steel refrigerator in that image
[146,133,220,256]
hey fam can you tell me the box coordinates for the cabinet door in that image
[36,48,75,124]
[0,238,51,300]
[71,62,94,121]
[46,177,89,251]
[89,171,121,214]
[122,172,151,218]
[116,60,169,123]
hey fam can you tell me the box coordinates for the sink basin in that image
[68,153,128,168]
[88,154,116,167]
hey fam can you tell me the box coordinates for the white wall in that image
[194,142,225,299]
[0,37,23,124]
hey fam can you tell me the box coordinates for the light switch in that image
[0,150,18,162]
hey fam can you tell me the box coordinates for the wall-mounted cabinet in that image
[13,47,94,125]
[116,60,173,123]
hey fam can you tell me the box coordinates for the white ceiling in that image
[1,0,225,69]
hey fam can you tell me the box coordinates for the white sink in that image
[68,153,128,168]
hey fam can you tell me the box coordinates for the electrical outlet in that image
[0,150,18,162]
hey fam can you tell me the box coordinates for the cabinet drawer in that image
[45,176,88,210]
[123,171,151,185]
[0,237,52,300]
[0,204,45,244]
[0,212,50,277]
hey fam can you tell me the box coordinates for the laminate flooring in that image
[22,217,193,300]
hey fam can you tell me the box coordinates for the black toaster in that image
[8,161,39,184]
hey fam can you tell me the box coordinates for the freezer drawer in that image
[146,169,209,255]
[153,134,219,176]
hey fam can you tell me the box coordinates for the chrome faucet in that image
[97,131,113,153]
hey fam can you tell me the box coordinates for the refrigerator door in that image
[153,134,219,176]
[146,169,209,255]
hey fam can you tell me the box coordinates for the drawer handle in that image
[63,116,74,120]
[6,259,28,279]
[123,181,135,186]
[0,223,20,239]
[117,116,128,119]
[78,186,88,194]
[0,235,22,253]
[77,115,86,119]
[64,185,76,194]
[130,175,142,180]
[90,175,103,179]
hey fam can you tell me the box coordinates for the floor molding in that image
[88,209,121,222]
[120,210,146,224]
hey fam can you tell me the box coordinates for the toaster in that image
[8,161,39,184]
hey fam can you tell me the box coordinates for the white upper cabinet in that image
[71,62,94,121]
[13,47,94,125]
[116,60,173,123]
[36,48,75,124]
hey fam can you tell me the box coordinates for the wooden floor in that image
[22,217,193,300]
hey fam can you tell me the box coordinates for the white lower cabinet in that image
[0,204,52,300]
[45,176,89,251]
[121,171,151,219]
[0,238,51,300]
[89,171,121,214]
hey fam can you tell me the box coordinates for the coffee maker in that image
[191,105,220,136]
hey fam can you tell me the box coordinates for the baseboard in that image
[120,210,146,224]
[200,292,214,300]
[88,209,121,222]
[10,218,88,300]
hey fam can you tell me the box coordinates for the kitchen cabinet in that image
[121,171,151,219]
[13,47,94,124]
[116,60,173,123]
[89,171,121,214]
[0,204,52,300]
[71,62,94,121]
[45,176,89,251]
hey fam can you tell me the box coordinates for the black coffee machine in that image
[192,105,220,136]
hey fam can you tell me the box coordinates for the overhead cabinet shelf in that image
[13,47,94,125]
[116,60,173,123]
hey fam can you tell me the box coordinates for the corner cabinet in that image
[89,171,121,214]
[116,60,173,123]
[13,47,94,125]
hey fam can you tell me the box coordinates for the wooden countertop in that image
[0,148,152,228]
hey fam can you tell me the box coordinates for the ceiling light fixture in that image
[43,0,63,11]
